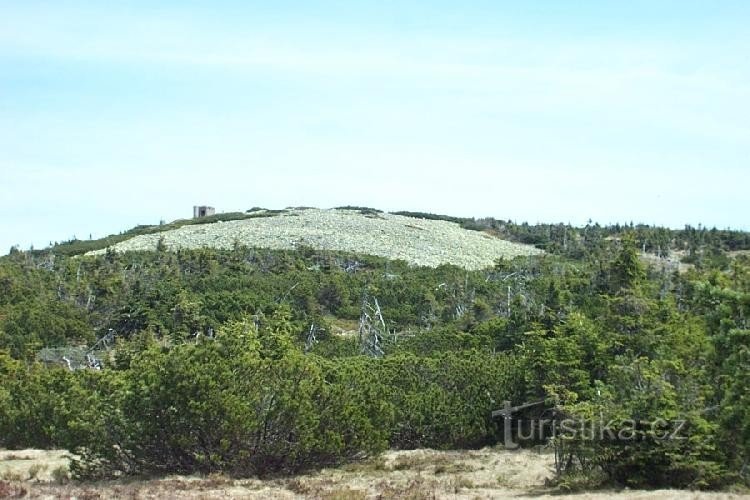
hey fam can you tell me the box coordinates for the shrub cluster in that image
[0,312,521,479]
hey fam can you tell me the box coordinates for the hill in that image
[87,207,542,270]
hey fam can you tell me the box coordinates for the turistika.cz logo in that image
[491,400,687,449]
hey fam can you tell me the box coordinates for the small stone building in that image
[193,205,216,218]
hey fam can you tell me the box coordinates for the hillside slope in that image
[87,208,542,270]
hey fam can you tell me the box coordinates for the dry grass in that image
[2,453,34,461]
[325,315,360,337]
[728,250,750,259]
[0,480,28,498]
[0,449,70,483]
[2,447,749,499]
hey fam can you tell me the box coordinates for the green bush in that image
[69,317,391,478]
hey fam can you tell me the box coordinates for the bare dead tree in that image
[62,356,73,371]
[304,323,322,353]
[278,282,299,304]
[454,281,475,320]
[358,294,386,357]
[344,260,364,273]
[507,285,512,317]
[86,353,102,370]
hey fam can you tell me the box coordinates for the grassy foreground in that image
[2,448,748,499]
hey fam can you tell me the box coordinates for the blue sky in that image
[1,1,749,252]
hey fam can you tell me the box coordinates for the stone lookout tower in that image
[193,205,216,218]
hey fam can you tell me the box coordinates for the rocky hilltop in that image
[88,208,542,270]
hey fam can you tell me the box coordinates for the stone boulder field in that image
[88,208,543,270]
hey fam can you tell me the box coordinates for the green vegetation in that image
[1,214,749,490]
[333,206,384,215]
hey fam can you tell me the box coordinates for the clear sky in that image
[1,1,748,252]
